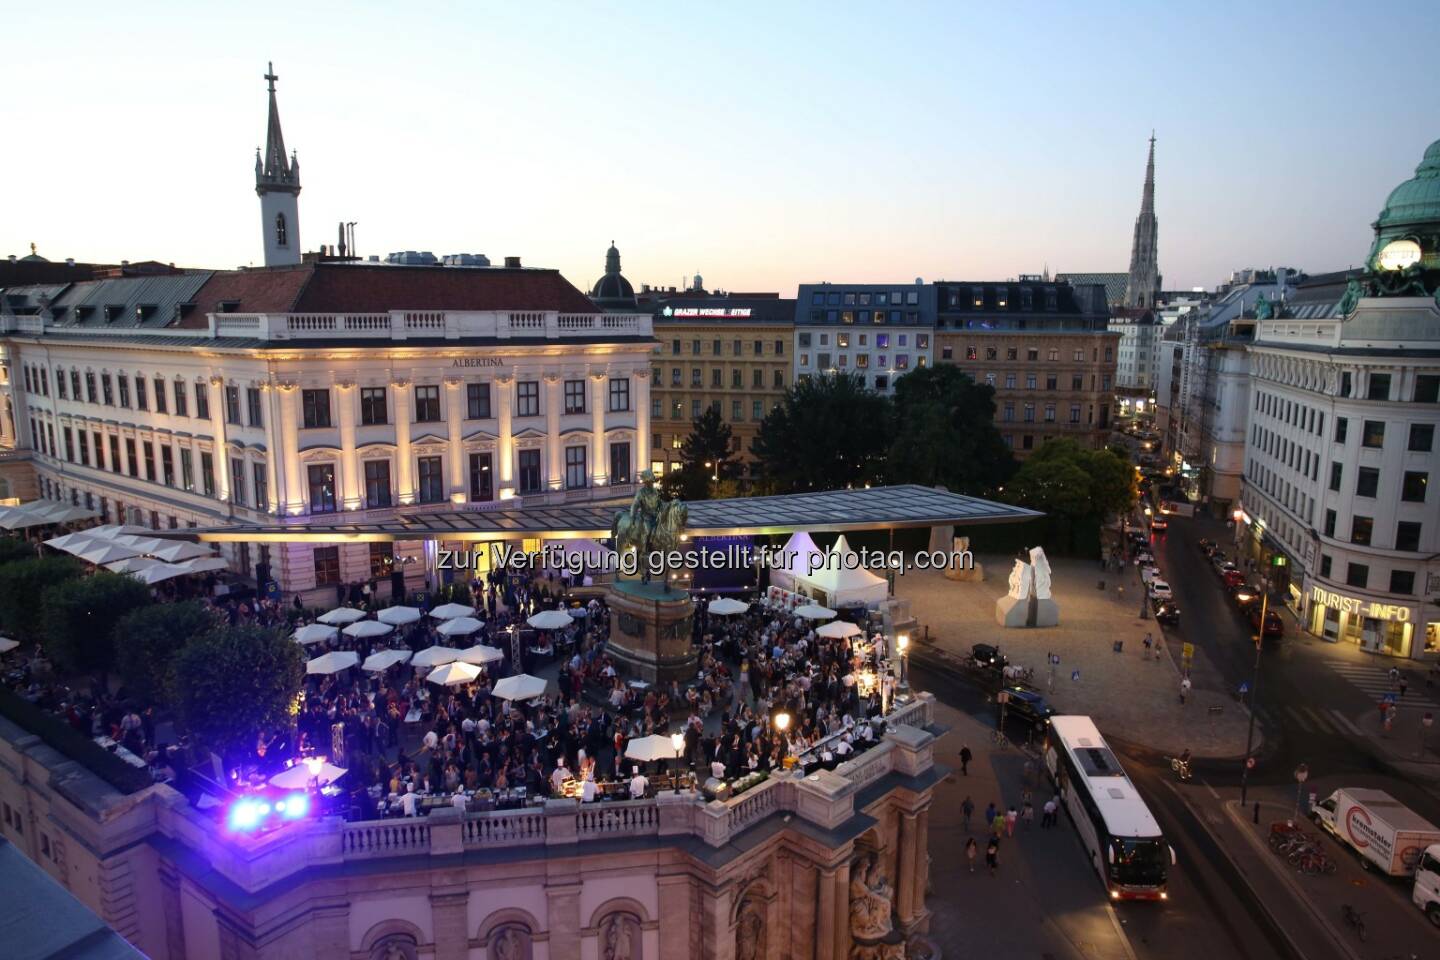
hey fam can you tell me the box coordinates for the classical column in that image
[496,374,514,494]
[278,382,303,514]
[634,369,651,471]
[430,890,469,960]
[258,383,280,513]
[656,874,695,959]
[590,372,608,486]
[207,377,230,502]
[545,374,562,489]
[444,377,465,500]
[816,863,849,960]
[336,381,360,510]
[896,811,919,925]
[912,806,930,928]
[545,882,582,960]
[391,379,414,504]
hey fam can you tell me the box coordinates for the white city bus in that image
[1044,715,1174,900]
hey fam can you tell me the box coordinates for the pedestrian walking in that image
[1179,676,1192,705]
[961,796,975,833]
[1388,665,1400,688]
[986,837,1000,876]
[959,744,972,776]
[991,811,1005,839]
[1043,795,1059,828]
[1005,807,1017,837]
[1143,633,1153,659]
[1399,676,1409,699]
[966,837,978,873]
[984,801,996,827]
[1022,801,1035,830]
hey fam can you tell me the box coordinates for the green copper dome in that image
[1374,138,1440,231]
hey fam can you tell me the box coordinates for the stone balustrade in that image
[205,310,653,341]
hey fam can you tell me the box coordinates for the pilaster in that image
[544,882,582,960]
[496,374,514,493]
[392,379,414,504]
[278,381,303,513]
[208,376,230,502]
[634,370,651,469]
[544,374,562,489]
[430,888,470,960]
[336,381,360,509]
[590,372,607,486]
[445,377,465,499]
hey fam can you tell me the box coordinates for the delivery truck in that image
[1414,844,1440,926]
[1311,788,1440,876]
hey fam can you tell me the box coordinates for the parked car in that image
[1150,516,1169,532]
[1134,549,1155,565]
[1211,553,1232,573]
[1197,538,1214,555]
[1148,579,1173,601]
[1140,565,1162,585]
[1153,600,1181,624]
[1250,606,1285,638]
[1000,686,1055,732]
[971,643,1008,672]
[1221,570,1247,590]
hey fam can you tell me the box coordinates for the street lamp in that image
[1293,763,1309,822]
[1240,578,1269,806]
[670,731,685,793]
[896,633,910,695]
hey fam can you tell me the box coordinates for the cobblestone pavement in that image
[896,556,1253,758]
[925,697,1136,960]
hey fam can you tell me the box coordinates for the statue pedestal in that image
[606,580,697,684]
[994,595,1028,627]
[1033,598,1059,627]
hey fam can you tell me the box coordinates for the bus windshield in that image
[1111,838,1167,886]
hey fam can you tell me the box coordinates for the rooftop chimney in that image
[66,258,75,267]
[504,256,522,269]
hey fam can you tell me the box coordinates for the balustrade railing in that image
[463,808,547,847]
[342,818,431,858]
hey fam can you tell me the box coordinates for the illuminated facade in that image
[793,283,936,395]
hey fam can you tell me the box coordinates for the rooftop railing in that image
[208,311,654,342]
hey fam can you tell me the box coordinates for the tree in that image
[660,406,742,501]
[0,556,83,640]
[1004,439,1138,532]
[41,572,153,682]
[0,536,35,567]
[172,623,304,754]
[886,365,1017,494]
[751,373,892,492]
[115,601,219,707]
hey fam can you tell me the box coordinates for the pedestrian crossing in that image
[1322,659,1440,713]
[1259,705,1365,736]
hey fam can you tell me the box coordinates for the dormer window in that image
[275,213,288,247]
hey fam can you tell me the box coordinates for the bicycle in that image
[1341,904,1367,943]
[990,728,1010,749]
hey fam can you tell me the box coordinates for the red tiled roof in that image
[175,266,313,328]
[293,263,598,314]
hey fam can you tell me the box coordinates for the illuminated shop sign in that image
[1310,586,1411,622]
[450,357,505,368]
[661,307,753,318]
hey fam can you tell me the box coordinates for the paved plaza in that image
[898,554,1253,758]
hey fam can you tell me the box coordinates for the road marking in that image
[1326,709,1363,736]
[1202,779,1219,800]
[1301,706,1336,734]
[1282,706,1313,732]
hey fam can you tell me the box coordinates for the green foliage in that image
[1002,439,1138,554]
[172,623,304,753]
[0,537,35,567]
[115,601,218,707]
[0,556,83,640]
[0,685,152,794]
[437,580,472,605]
[660,406,742,501]
[41,572,153,680]
[751,372,892,492]
[886,365,1017,495]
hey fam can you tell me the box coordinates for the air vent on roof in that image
[504,256,522,268]
[218,300,241,314]
[175,302,196,320]
[1107,787,1126,800]
[135,304,157,321]
[103,304,124,323]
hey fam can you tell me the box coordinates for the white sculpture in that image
[1028,547,1053,600]
[1007,560,1033,600]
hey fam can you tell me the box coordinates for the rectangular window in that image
[1411,424,1435,451]
[671,339,681,355]
[117,375,130,408]
[313,546,340,586]
[62,427,74,462]
[364,460,393,508]
[1367,373,1391,401]
[1390,570,1415,594]
[773,371,784,389]
[469,452,493,500]
[1351,515,1373,546]
[798,333,812,349]
[414,385,441,422]
[752,399,763,420]
[125,438,138,477]
[1320,554,1331,578]
[732,399,742,420]
[1044,403,1056,422]
[1335,417,1348,443]
[246,387,263,427]
[230,458,247,507]
[517,381,540,417]
[84,371,97,403]
[1346,562,1368,589]
[143,441,156,482]
[180,448,193,490]
[416,456,444,503]
[712,368,723,388]
[368,542,394,580]
[1396,521,1422,552]
[1408,373,1438,402]
[565,446,587,489]
[1356,466,1379,498]
[518,449,542,494]
[224,386,241,425]
[194,381,209,419]
[173,380,188,417]
[1402,471,1428,502]
[361,387,389,425]
[55,368,66,400]
[79,432,90,467]
[671,368,681,386]
[1362,420,1385,448]
[307,463,336,513]
[135,377,147,410]
[101,374,114,406]
[302,389,331,428]
[153,377,167,413]
[1324,509,1336,537]
[692,339,701,355]
[462,382,490,419]
[563,379,586,415]
[161,445,175,486]
[198,451,215,496]
[253,462,267,509]
[1069,404,1080,423]
[1329,462,1342,492]
[608,378,629,412]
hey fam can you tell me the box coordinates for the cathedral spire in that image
[255,61,301,267]
[257,62,299,190]
[1124,134,1161,309]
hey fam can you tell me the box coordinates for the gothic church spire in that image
[1124,133,1161,309]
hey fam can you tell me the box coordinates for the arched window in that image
[275,213,288,247]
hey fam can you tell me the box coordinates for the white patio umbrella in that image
[816,620,862,640]
[44,531,96,551]
[77,541,141,565]
[148,540,215,563]
[568,606,589,618]
[317,607,367,626]
[105,556,162,574]
[624,733,680,763]
[526,610,573,631]
[362,648,413,672]
[794,603,837,620]
[377,605,423,626]
[436,616,484,638]
[129,562,191,586]
[36,504,99,524]
[428,602,475,620]
[306,650,359,675]
[455,644,504,666]
[342,619,394,639]
[293,623,339,646]
[707,597,749,616]
[269,760,347,789]
[77,524,150,540]
[492,673,548,702]
[0,637,19,654]
[426,661,481,687]
[111,534,169,554]
[411,645,461,667]
[175,556,228,574]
